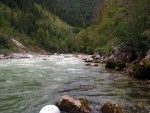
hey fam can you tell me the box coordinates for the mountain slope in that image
[0,1,75,54]
[75,0,150,55]
[55,0,102,27]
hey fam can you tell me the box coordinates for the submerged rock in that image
[56,95,91,113]
[100,102,125,113]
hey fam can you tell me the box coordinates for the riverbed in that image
[0,55,149,113]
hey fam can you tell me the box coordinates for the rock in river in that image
[100,102,125,113]
[132,58,150,79]
[56,95,91,113]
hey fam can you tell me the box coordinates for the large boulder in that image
[124,49,150,77]
[105,61,126,71]
[105,49,137,71]
[132,58,150,79]
[85,58,94,62]
[100,102,125,113]
[108,49,137,63]
[56,95,91,113]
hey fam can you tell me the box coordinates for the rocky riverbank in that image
[56,95,125,113]
[80,49,150,80]
[0,52,53,60]
[0,53,33,59]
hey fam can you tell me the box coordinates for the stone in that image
[0,54,5,59]
[105,49,137,71]
[100,102,125,113]
[56,95,91,113]
[93,59,100,63]
[109,49,137,63]
[105,59,126,71]
[145,50,150,59]
[133,58,150,79]
[85,63,98,66]
[85,58,93,62]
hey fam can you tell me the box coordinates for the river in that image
[0,55,149,113]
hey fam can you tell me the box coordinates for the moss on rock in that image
[133,58,150,79]
[100,102,125,113]
[105,61,126,71]
[56,95,91,113]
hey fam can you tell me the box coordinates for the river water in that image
[0,55,149,113]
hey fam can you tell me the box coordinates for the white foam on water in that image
[67,68,84,71]
[6,80,13,84]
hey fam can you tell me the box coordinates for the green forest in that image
[0,0,150,56]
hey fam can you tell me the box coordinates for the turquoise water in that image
[0,55,149,113]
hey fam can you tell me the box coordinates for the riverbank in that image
[0,52,91,60]
[0,52,54,60]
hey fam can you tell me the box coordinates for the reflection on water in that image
[0,55,149,113]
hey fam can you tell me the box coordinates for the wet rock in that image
[91,54,109,63]
[132,58,150,80]
[93,59,100,63]
[77,55,92,60]
[56,95,91,113]
[85,63,98,66]
[145,50,150,59]
[85,58,94,62]
[101,55,109,63]
[105,49,137,71]
[109,49,137,63]
[92,54,101,60]
[105,61,126,71]
[100,102,125,113]
[90,104,102,113]
[0,54,5,59]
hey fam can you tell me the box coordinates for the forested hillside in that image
[0,0,149,56]
[0,0,75,54]
[55,0,102,27]
[76,0,150,55]
[0,0,103,54]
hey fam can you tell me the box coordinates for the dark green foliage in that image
[0,34,18,54]
[76,0,150,55]
[114,0,150,55]
[0,0,149,56]
[0,1,76,54]
[54,0,102,27]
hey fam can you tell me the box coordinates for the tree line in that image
[75,0,150,56]
[0,0,77,54]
